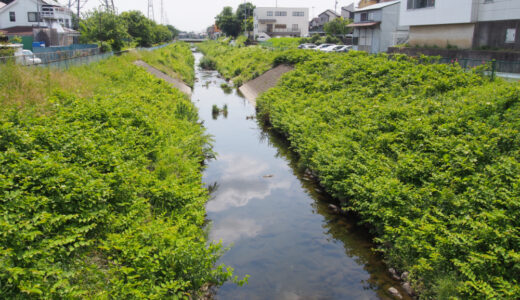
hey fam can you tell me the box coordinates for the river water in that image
[191,52,406,300]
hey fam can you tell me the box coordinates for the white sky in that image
[57,0,357,32]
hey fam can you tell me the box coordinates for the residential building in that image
[317,9,340,29]
[0,0,77,49]
[253,7,309,39]
[358,0,398,9]
[349,0,408,53]
[341,4,355,20]
[400,0,520,49]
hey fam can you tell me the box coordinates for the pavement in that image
[239,64,294,106]
[134,60,192,96]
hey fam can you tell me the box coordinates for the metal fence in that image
[0,42,176,70]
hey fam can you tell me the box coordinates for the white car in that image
[298,43,316,49]
[320,45,340,52]
[16,49,42,65]
[332,45,353,53]
[314,44,335,51]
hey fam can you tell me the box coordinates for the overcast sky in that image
[58,0,357,32]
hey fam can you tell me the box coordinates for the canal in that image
[191,52,407,300]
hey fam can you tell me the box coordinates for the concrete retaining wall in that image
[238,64,294,106]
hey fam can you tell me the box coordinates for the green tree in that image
[120,10,154,47]
[236,2,255,33]
[79,10,128,51]
[215,6,241,37]
[324,17,352,36]
[153,25,173,44]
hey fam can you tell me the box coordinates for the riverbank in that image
[0,43,233,298]
[200,39,520,299]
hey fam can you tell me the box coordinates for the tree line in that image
[79,10,179,52]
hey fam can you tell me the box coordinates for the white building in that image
[348,0,408,53]
[0,0,76,48]
[0,0,73,29]
[399,0,520,49]
[253,7,309,39]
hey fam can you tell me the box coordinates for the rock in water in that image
[401,271,409,281]
[402,282,414,296]
[388,287,403,299]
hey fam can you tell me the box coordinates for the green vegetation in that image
[137,43,195,86]
[260,37,301,50]
[256,51,520,299]
[80,10,177,51]
[198,40,275,86]
[323,17,353,36]
[215,2,255,38]
[0,43,239,298]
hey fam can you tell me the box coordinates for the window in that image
[292,11,305,17]
[407,0,435,9]
[267,11,273,16]
[65,19,70,28]
[275,11,287,17]
[360,12,368,21]
[9,11,15,22]
[506,28,516,43]
[292,24,299,31]
[27,12,39,22]
[274,24,287,29]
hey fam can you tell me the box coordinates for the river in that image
[191,52,407,300]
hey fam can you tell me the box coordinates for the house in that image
[206,24,222,40]
[0,0,78,49]
[341,4,355,20]
[253,7,309,39]
[399,0,520,50]
[349,0,408,53]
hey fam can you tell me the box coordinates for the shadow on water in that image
[191,52,409,300]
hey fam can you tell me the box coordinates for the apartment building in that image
[253,7,309,39]
[400,0,520,49]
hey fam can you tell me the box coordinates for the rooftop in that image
[355,0,400,12]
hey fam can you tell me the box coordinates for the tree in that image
[153,25,173,44]
[120,10,154,47]
[215,6,241,37]
[79,10,128,51]
[324,17,353,36]
[166,25,179,39]
[236,2,255,33]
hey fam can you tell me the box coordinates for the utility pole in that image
[160,0,165,24]
[335,0,338,13]
[148,0,155,21]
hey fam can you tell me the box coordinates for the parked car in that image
[15,49,42,65]
[298,43,316,49]
[332,45,353,53]
[320,45,340,52]
[314,44,335,51]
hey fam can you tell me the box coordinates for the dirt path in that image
[238,64,294,106]
[134,60,192,96]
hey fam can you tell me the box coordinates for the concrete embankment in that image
[134,60,192,96]
[238,64,294,106]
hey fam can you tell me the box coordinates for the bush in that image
[0,44,236,298]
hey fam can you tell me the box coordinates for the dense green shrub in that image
[0,45,235,298]
[198,40,275,86]
[257,51,520,298]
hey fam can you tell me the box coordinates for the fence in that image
[0,42,176,70]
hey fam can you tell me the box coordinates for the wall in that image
[380,3,405,52]
[409,23,476,49]
[477,0,520,22]
[473,20,520,50]
[0,0,72,30]
[0,0,40,28]
[354,10,382,23]
[388,46,520,73]
[399,0,476,26]
[254,7,309,37]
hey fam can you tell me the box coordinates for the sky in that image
[58,0,357,32]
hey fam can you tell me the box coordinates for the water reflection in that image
[192,52,409,300]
